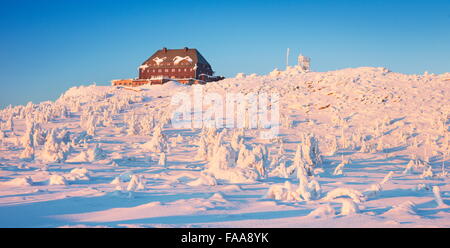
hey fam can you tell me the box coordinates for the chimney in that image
[162,47,168,53]
[184,47,189,52]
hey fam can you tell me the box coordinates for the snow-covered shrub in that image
[202,141,266,183]
[127,174,146,191]
[364,171,394,198]
[360,139,374,153]
[376,137,384,152]
[71,131,91,147]
[57,128,71,145]
[64,167,90,181]
[308,204,336,218]
[269,162,289,178]
[380,171,394,185]
[339,198,360,215]
[420,166,434,179]
[235,73,246,79]
[403,160,415,175]
[333,160,347,176]
[175,134,183,143]
[432,186,447,207]
[0,130,6,139]
[67,144,106,162]
[48,174,67,185]
[281,114,293,128]
[385,201,417,216]
[187,173,217,186]
[20,145,35,161]
[323,187,365,203]
[265,178,320,202]
[269,68,281,77]
[2,176,34,186]
[403,157,429,175]
[265,181,301,201]
[195,136,208,160]
[110,177,121,185]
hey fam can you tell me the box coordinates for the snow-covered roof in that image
[141,48,212,68]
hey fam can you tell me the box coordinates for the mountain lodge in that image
[112,47,224,87]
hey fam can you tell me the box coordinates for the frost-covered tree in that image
[5,115,14,132]
[140,116,153,136]
[402,160,415,175]
[269,162,289,178]
[432,186,447,207]
[364,171,394,198]
[126,113,140,136]
[33,126,46,147]
[86,115,96,136]
[376,136,384,152]
[333,159,347,176]
[158,152,167,167]
[278,140,285,156]
[175,134,183,143]
[235,143,268,178]
[195,136,208,160]
[141,125,167,153]
[328,136,338,156]
[20,145,35,161]
[300,133,322,168]
[230,129,244,151]
[293,144,311,177]
[41,129,69,163]
[420,166,434,179]
[20,121,35,149]
[359,138,370,153]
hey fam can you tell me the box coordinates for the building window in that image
[165,69,169,72]
[158,69,162,72]
[172,69,175,72]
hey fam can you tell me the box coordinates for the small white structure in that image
[297,54,311,72]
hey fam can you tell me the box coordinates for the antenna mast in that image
[286,48,290,69]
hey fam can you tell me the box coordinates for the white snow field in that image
[0,66,449,227]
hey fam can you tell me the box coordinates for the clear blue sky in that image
[0,0,449,108]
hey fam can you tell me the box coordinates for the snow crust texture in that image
[0,66,449,227]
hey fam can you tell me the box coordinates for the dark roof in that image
[142,47,211,68]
